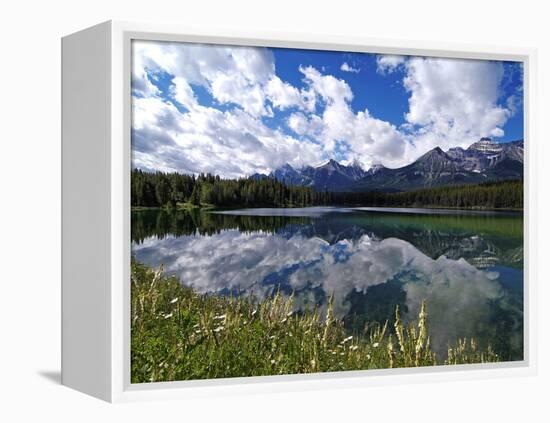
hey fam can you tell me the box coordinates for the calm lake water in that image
[131,207,524,361]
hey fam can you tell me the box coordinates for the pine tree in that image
[190,184,201,206]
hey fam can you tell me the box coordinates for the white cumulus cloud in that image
[132,41,325,177]
[376,54,407,74]
[132,40,518,176]
[340,62,360,73]
[293,65,412,169]
[402,57,511,152]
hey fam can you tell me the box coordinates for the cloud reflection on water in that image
[132,228,522,356]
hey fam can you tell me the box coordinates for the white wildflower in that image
[170,298,178,304]
[350,345,359,351]
[163,313,173,319]
[373,342,380,348]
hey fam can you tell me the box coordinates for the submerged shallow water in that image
[131,207,524,361]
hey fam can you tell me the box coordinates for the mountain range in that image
[252,138,524,192]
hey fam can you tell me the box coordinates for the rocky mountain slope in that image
[256,138,523,192]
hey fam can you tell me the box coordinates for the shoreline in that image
[132,205,523,214]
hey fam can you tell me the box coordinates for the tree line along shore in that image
[132,169,523,210]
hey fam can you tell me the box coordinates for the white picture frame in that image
[61,20,538,403]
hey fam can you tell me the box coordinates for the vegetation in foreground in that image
[131,260,499,383]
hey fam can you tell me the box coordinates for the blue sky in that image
[272,49,409,129]
[271,49,523,141]
[131,41,523,178]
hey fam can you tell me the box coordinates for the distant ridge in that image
[257,138,523,192]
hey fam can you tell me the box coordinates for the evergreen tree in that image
[190,184,201,206]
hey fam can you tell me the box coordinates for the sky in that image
[131,40,523,178]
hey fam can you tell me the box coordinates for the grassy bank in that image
[131,260,499,383]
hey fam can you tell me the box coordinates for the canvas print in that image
[130,40,524,383]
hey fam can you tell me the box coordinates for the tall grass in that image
[131,260,499,383]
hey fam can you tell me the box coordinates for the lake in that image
[131,207,524,361]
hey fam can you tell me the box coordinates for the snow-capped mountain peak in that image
[366,163,385,175]
[467,137,502,154]
[261,138,523,192]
